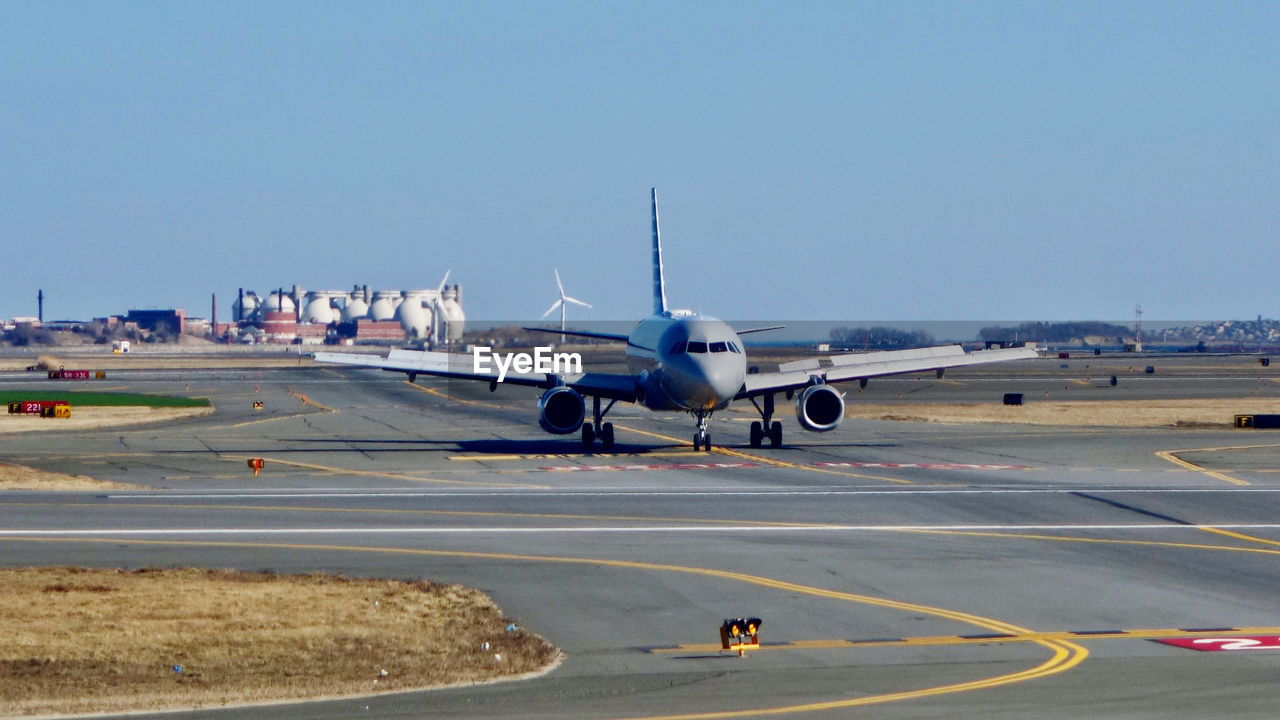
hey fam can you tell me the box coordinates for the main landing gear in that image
[581,396,617,452]
[693,410,712,452]
[747,394,782,448]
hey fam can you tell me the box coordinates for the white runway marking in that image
[108,486,1280,500]
[6,524,1280,536]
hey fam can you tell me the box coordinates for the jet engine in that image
[538,386,585,434]
[795,384,844,432]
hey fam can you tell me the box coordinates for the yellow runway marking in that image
[224,412,317,429]
[653,625,1280,654]
[286,390,338,413]
[898,528,1280,558]
[405,381,505,409]
[447,450,704,462]
[0,535,1087,719]
[1197,526,1280,549]
[1155,448,1249,486]
[216,455,547,490]
[614,424,915,485]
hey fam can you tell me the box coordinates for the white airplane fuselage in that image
[625,314,746,412]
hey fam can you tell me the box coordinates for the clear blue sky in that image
[2,1,1276,324]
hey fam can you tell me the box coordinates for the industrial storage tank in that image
[264,291,296,315]
[341,293,369,322]
[367,290,399,321]
[439,285,465,341]
[301,292,338,325]
[395,291,433,339]
[233,291,261,321]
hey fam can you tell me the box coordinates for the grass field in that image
[0,567,559,717]
[0,463,141,490]
[0,391,209,408]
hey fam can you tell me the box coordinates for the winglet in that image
[651,187,669,316]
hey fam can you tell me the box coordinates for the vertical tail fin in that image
[651,187,668,316]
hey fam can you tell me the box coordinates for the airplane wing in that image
[521,327,631,342]
[314,349,640,402]
[737,344,1039,399]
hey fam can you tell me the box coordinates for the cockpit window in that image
[669,340,686,355]
[686,341,707,353]
[709,341,728,353]
[728,341,741,353]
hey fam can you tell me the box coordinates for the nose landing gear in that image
[693,410,712,452]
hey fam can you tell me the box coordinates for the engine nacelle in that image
[538,386,585,434]
[795,384,844,432]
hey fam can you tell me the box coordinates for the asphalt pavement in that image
[3,354,1280,719]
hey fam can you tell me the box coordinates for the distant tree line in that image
[977,322,1132,344]
[828,326,935,350]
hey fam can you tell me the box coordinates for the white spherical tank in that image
[440,286,465,341]
[301,292,337,324]
[233,292,260,321]
[265,291,296,314]
[368,290,399,321]
[395,292,432,339]
[341,294,369,322]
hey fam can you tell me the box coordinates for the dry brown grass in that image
[0,568,559,717]
[0,356,316,371]
[0,464,140,491]
[845,398,1280,427]
[0,406,214,435]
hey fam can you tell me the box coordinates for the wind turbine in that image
[429,269,450,348]
[541,268,592,343]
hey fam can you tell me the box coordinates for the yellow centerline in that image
[449,450,707,462]
[655,625,1280,654]
[0,536,1087,718]
[897,528,1280,557]
[404,381,505,409]
[216,454,547,490]
[1155,449,1249,486]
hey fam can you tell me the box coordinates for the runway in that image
[3,355,1280,718]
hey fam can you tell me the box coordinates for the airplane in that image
[314,189,1038,452]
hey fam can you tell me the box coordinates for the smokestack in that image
[238,288,244,321]
[37,289,43,323]
[211,293,217,337]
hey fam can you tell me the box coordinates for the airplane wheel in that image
[769,421,782,448]
[692,433,701,452]
[601,423,615,451]
[705,433,712,452]
[582,423,596,449]
[749,421,763,448]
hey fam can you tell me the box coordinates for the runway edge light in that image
[248,457,265,477]
[720,617,762,657]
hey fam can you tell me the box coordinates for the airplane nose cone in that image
[663,356,743,410]
[702,362,742,405]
